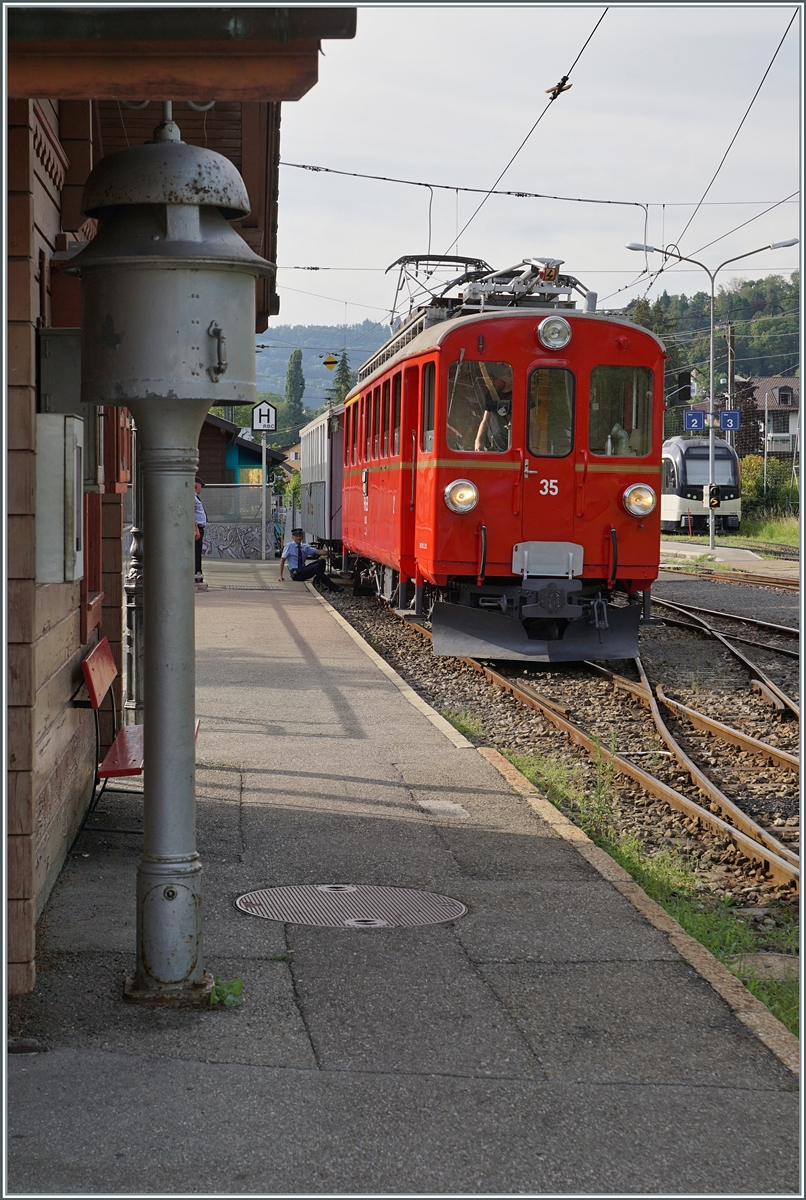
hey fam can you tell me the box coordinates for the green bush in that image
[739,454,798,516]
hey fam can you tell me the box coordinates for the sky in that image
[272,3,802,334]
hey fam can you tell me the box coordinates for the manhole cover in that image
[235,883,467,928]
[223,585,282,591]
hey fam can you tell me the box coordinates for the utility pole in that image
[764,392,769,498]
[261,430,267,560]
[725,322,735,451]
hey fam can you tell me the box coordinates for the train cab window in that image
[662,458,677,492]
[392,374,402,455]
[381,380,390,457]
[372,387,381,458]
[527,369,573,457]
[445,360,512,453]
[421,361,436,452]
[589,366,653,457]
[683,447,737,486]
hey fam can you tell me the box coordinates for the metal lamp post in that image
[627,238,798,549]
[68,105,272,1002]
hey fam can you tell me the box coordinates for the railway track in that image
[401,618,799,891]
[651,597,799,718]
[659,564,799,592]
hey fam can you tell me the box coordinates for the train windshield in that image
[683,448,737,486]
[528,369,574,457]
[589,366,653,456]
[446,360,512,453]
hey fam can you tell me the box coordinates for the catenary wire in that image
[691,191,799,256]
[673,8,799,249]
[278,161,799,210]
[442,7,610,255]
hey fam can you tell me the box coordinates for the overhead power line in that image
[691,191,800,256]
[443,6,610,254]
[674,7,799,248]
[280,160,648,214]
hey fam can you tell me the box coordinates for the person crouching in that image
[278,528,341,592]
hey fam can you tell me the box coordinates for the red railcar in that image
[336,256,665,661]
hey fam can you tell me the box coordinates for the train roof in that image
[663,436,737,457]
[299,403,345,440]
[346,308,666,401]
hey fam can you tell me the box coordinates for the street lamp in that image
[627,238,798,549]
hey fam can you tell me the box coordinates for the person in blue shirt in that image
[278,528,341,592]
[194,476,207,582]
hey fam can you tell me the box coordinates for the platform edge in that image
[477,744,800,1078]
[306,584,474,751]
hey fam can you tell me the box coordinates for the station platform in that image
[7,559,799,1195]
[660,538,800,583]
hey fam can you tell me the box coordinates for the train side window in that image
[350,405,358,465]
[344,408,350,466]
[589,366,653,457]
[662,458,677,492]
[373,387,381,458]
[445,360,512,452]
[392,373,402,456]
[381,380,390,457]
[364,393,371,461]
[421,361,436,452]
[527,368,573,457]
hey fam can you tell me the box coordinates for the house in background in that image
[199,413,286,484]
[748,376,800,457]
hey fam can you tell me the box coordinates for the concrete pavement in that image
[7,560,799,1195]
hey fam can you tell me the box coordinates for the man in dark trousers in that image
[278,528,341,592]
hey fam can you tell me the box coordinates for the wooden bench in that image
[72,636,199,843]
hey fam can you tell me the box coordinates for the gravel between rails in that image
[326,579,799,923]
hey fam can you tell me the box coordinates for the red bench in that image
[72,636,199,843]
[81,637,144,783]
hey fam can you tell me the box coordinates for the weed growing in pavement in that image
[210,976,243,1007]
[439,709,486,742]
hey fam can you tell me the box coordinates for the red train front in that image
[338,256,665,661]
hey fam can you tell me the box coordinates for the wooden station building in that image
[6,6,357,993]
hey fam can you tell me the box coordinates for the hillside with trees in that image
[624,272,799,402]
[255,319,390,406]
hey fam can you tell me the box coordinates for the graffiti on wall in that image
[202,519,285,560]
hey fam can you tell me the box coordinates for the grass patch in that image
[663,513,799,550]
[439,709,486,742]
[745,977,799,1036]
[503,748,799,1037]
[740,514,799,545]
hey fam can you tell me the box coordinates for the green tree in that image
[278,349,307,445]
[284,349,306,415]
[325,350,358,406]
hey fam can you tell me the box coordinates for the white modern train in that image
[660,436,741,534]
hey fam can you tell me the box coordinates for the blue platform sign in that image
[719,410,740,431]
[684,410,706,432]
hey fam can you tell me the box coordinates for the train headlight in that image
[537,315,572,350]
[444,479,479,513]
[623,483,657,517]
